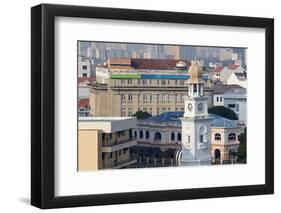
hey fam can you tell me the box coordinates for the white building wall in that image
[78,59,91,77]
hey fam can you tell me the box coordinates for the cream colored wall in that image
[78,129,102,171]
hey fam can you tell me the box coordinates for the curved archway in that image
[171,132,175,141]
[154,132,162,142]
[228,133,236,141]
[229,148,236,158]
[145,130,150,139]
[215,133,221,140]
[177,133,181,141]
[214,149,221,160]
[139,130,143,139]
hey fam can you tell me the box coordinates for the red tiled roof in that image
[131,58,191,70]
[78,98,89,108]
[214,66,224,72]
[78,77,95,84]
[228,64,240,70]
[102,58,191,70]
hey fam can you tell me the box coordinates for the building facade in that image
[78,117,137,171]
[90,58,214,117]
[214,84,247,125]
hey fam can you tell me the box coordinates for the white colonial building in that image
[214,84,247,125]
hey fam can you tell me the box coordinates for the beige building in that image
[78,117,137,171]
[90,58,214,117]
[211,126,241,163]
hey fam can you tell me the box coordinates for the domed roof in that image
[188,60,203,79]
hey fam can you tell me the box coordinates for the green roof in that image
[110,73,141,79]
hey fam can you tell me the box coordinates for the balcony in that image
[102,137,137,152]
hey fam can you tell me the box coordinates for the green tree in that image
[237,127,247,163]
[132,111,152,120]
[208,106,238,120]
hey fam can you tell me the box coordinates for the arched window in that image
[171,132,175,141]
[154,132,161,142]
[139,130,143,139]
[215,133,221,140]
[177,133,182,141]
[228,133,236,141]
[145,130,150,139]
[134,131,137,138]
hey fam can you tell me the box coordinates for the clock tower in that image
[179,60,213,166]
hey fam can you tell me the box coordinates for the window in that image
[134,131,137,138]
[216,97,219,102]
[128,94,133,101]
[228,133,236,140]
[171,132,175,141]
[102,153,105,160]
[228,104,235,108]
[138,80,140,84]
[139,130,143,139]
[177,133,181,141]
[175,80,178,85]
[161,80,166,85]
[200,135,204,143]
[118,150,122,156]
[154,132,162,141]
[121,79,125,84]
[118,131,121,137]
[121,94,126,101]
[82,73,87,77]
[109,133,112,140]
[145,131,150,139]
[128,79,132,84]
[215,133,221,140]
[167,80,170,85]
[123,148,128,154]
[143,94,148,101]
[180,80,184,85]
[102,133,105,141]
[150,94,153,101]
[149,80,152,85]
[82,65,87,70]
[220,97,223,102]
[193,84,197,93]
[109,152,113,158]
[188,135,191,143]
[143,80,147,85]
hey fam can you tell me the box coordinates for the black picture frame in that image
[31,3,274,209]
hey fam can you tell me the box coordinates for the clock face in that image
[198,103,204,112]
[187,103,193,111]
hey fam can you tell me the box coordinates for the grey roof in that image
[234,72,246,81]
[214,84,245,94]
[145,111,239,129]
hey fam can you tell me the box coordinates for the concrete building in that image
[78,98,90,117]
[134,112,241,165]
[78,77,95,100]
[212,64,246,84]
[78,56,91,78]
[90,58,214,117]
[78,117,138,171]
[214,84,247,124]
[227,72,247,88]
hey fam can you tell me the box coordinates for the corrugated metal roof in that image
[145,111,239,128]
